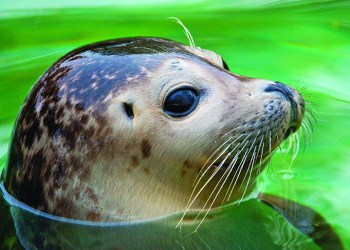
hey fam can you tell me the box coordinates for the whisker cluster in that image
[176,124,279,230]
[176,93,317,232]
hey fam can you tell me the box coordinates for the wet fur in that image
[5,37,304,222]
[3,37,343,249]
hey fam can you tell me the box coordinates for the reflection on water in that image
[1,182,320,249]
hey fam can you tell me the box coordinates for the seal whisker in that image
[300,123,309,149]
[304,99,319,109]
[236,132,260,191]
[195,132,242,183]
[215,124,248,143]
[275,132,284,155]
[291,132,300,165]
[283,132,294,154]
[169,17,196,48]
[176,137,244,228]
[269,131,272,155]
[226,146,251,200]
[302,120,313,144]
[291,131,296,150]
[301,101,317,151]
[192,150,240,228]
[221,133,254,201]
[196,231,211,250]
[225,133,257,200]
[177,131,254,229]
[191,137,243,198]
[193,134,243,189]
[194,139,232,184]
[298,127,308,154]
[301,123,308,144]
[204,135,252,201]
[193,171,233,232]
[192,140,252,231]
[306,103,319,113]
[284,133,298,169]
[221,157,241,204]
[305,107,318,125]
[265,128,274,176]
[255,136,265,176]
[304,115,314,132]
[177,152,234,229]
[239,146,257,204]
[303,93,317,99]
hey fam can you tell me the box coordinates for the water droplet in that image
[275,169,297,180]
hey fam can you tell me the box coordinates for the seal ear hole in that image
[123,103,134,119]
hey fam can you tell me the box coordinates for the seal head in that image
[3,37,304,221]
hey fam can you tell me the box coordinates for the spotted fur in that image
[4,37,304,222]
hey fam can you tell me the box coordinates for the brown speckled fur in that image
[4,37,305,222]
[6,38,191,218]
[2,37,342,250]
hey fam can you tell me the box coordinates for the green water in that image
[0,0,349,248]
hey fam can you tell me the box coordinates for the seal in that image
[2,37,344,249]
[3,37,305,222]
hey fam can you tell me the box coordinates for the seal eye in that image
[164,87,199,117]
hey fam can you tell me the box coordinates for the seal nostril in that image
[264,82,292,99]
[284,126,296,140]
[264,82,298,124]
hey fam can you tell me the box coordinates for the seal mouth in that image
[213,156,259,172]
[212,160,233,170]
[211,146,276,173]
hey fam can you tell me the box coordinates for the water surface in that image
[0,0,349,248]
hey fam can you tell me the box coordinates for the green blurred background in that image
[0,0,349,248]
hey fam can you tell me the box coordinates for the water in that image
[0,0,349,248]
[0,174,321,249]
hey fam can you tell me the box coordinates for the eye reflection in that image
[163,87,199,117]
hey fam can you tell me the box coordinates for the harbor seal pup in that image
[1,37,343,249]
[4,37,305,222]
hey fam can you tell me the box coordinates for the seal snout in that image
[263,81,303,136]
[263,82,297,111]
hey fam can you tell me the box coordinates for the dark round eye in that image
[163,87,199,117]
